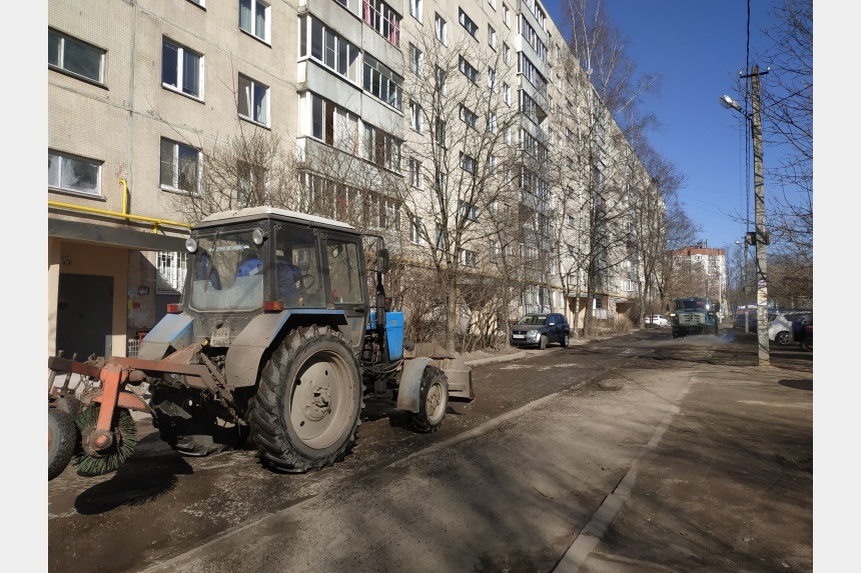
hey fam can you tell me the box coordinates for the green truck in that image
[669,296,721,338]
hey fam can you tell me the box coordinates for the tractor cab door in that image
[324,235,368,353]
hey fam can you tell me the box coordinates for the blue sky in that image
[542,0,788,253]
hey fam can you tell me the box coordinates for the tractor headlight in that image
[185,237,198,253]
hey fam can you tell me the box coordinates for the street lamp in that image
[720,65,770,366]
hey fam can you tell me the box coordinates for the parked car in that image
[733,309,757,332]
[646,314,669,328]
[792,313,813,351]
[769,311,812,346]
[509,313,570,350]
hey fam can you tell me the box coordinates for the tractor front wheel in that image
[250,325,362,473]
[409,366,448,433]
[49,407,76,480]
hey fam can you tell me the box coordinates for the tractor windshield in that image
[188,231,264,312]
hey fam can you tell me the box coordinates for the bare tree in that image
[396,32,522,349]
[555,0,660,335]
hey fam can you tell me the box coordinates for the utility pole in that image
[749,66,769,366]
[721,65,770,366]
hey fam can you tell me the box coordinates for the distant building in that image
[671,243,727,317]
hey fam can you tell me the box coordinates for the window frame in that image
[409,0,422,22]
[458,9,478,40]
[48,28,105,84]
[238,74,271,126]
[162,37,203,99]
[239,0,271,44]
[409,100,423,132]
[159,137,202,195]
[48,149,103,197]
[458,55,479,84]
[434,13,447,44]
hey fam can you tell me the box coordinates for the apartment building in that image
[48,0,651,358]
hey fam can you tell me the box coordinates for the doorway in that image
[56,273,114,359]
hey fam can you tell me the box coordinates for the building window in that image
[502,4,510,27]
[156,251,188,294]
[160,137,201,194]
[434,13,447,44]
[309,93,359,151]
[239,0,270,43]
[409,100,423,132]
[409,0,422,22]
[434,118,447,148]
[458,56,478,84]
[409,44,423,76]
[409,158,423,189]
[503,83,511,105]
[460,152,477,175]
[488,25,497,49]
[487,111,497,133]
[238,161,267,207]
[363,0,401,47]
[488,0,496,9]
[435,66,446,94]
[162,38,202,98]
[409,216,425,245]
[459,200,478,220]
[48,29,105,84]
[487,67,496,90]
[361,124,402,172]
[459,9,478,40]
[304,17,361,83]
[48,150,102,196]
[459,248,478,267]
[363,54,403,110]
[238,74,270,126]
[460,104,478,129]
[502,42,510,65]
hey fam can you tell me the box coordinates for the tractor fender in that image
[396,357,433,413]
[225,309,348,389]
[139,313,194,360]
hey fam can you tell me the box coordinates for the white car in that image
[646,314,669,327]
[768,311,811,346]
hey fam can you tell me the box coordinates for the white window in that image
[503,4,510,27]
[409,158,423,189]
[48,29,105,84]
[460,105,478,129]
[503,83,511,105]
[434,118,447,148]
[435,66,446,94]
[305,18,361,83]
[409,216,425,245]
[409,0,422,22]
[409,44,423,76]
[488,0,496,9]
[435,14,447,44]
[503,43,510,65]
[156,251,188,294]
[460,152,477,175]
[363,54,403,110]
[160,137,201,194]
[364,0,401,46]
[459,248,478,267]
[239,0,271,43]
[310,93,359,151]
[487,111,497,133]
[361,123,402,172]
[459,9,478,40]
[409,100,423,132]
[488,155,498,175]
[48,150,102,196]
[162,38,203,98]
[238,74,270,126]
[238,161,267,206]
[459,200,478,220]
[459,56,478,83]
[487,25,497,49]
[487,67,496,90]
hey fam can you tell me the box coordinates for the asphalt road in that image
[47,327,813,573]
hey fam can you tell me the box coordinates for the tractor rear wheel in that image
[409,366,448,433]
[49,407,76,480]
[151,386,246,457]
[249,325,362,473]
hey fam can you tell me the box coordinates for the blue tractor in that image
[48,207,474,478]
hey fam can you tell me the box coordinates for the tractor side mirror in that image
[377,249,390,274]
